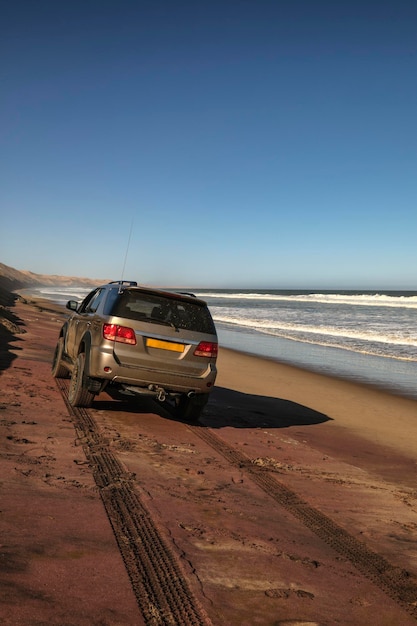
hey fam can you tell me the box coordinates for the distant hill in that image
[0,262,108,292]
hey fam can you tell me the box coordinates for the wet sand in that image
[1,291,417,625]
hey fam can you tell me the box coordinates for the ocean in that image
[30,286,417,400]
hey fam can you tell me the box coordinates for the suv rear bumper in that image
[88,345,217,393]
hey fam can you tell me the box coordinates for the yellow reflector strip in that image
[146,338,185,352]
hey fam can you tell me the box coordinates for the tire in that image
[51,338,69,378]
[68,353,95,408]
[176,393,209,422]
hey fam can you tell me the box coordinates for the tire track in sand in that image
[56,378,212,626]
[190,426,417,622]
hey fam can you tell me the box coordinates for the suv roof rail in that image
[178,291,196,298]
[108,280,138,287]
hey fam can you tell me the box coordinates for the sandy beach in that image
[1,288,417,625]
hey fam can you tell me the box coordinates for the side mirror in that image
[66,300,79,311]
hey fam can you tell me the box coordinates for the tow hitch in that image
[120,384,169,402]
[154,387,166,402]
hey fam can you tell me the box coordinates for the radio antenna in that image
[120,218,134,287]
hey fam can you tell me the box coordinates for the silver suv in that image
[52,281,218,420]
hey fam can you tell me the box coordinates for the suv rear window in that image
[108,290,216,334]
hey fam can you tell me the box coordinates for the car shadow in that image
[199,386,330,429]
[93,385,330,429]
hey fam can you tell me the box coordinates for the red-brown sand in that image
[1,293,417,625]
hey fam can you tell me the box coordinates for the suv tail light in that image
[194,341,218,358]
[103,324,136,345]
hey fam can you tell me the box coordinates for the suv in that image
[52,281,218,420]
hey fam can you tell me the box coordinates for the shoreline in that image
[217,324,417,402]
[221,336,417,401]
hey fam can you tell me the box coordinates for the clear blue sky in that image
[1,0,416,289]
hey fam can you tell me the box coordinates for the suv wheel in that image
[51,338,69,378]
[176,393,209,422]
[68,353,95,408]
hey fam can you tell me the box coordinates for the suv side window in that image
[77,289,98,314]
[103,288,121,315]
[78,288,105,314]
[85,288,106,313]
